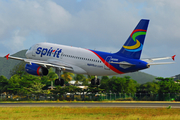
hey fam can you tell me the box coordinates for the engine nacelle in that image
[25,63,48,76]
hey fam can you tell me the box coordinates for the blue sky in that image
[76,0,82,2]
[0,0,180,78]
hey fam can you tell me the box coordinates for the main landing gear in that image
[91,76,101,85]
[54,68,64,86]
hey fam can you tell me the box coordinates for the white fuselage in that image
[26,42,118,76]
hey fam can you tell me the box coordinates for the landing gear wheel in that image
[91,78,96,85]
[55,79,60,85]
[60,78,64,86]
[91,78,101,85]
[96,78,101,85]
[55,78,64,86]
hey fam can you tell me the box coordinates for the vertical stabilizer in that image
[115,19,149,59]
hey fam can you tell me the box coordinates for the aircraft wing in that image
[5,54,73,71]
[141,55,176,65]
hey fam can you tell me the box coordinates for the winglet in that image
[5,54,10,60]
[172,55,176,61]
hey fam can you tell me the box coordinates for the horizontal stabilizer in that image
[142,55,176,63]
[148,62,175,65]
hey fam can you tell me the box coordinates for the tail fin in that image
[115,19,149,59]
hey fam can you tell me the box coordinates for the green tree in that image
[25,80,48,94]
[64,85,80,94]
[51,86,66,95]
[156,77,172,81]
[155,77,180,101]
[10,61,26,76]
[74,74,89,85]
[140,81,160,94]
[99,76,110,92]
[0,75,9,93]
[8,74,25,94]
[108,76,127,93]
[158,77,180,93]
[61,72,74,83]
[124,78,138,94]
[8,73,44,94]
[176,80,180,83]
[86,75,94,82]
[100,76,138,94]
[86,86,103,94]
[51,86,82,100]
[41,76,51,90]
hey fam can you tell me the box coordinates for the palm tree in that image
[86,75,94,82]
[61,72,74,83]
[74,74,86,85]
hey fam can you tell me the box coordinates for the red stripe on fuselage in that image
[37,66,41,76]
[130,29,147,37]
[88,50,124,74]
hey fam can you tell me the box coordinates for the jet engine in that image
[25,63,48,76]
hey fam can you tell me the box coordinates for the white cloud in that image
[0,0,180,77]
[0,0,72,51]
[11,29,26,50]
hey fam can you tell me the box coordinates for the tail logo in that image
[123,29,146,52]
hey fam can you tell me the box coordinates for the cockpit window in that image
[29,47,32,50]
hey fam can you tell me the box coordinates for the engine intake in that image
[25,63,48,76]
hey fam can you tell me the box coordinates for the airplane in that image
[5,19,176,86]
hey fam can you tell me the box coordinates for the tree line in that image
[0,62,180,97]
[0,71,180,95]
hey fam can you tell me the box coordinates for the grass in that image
[0,107,179,120]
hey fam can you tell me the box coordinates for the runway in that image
[0,102,180,108]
